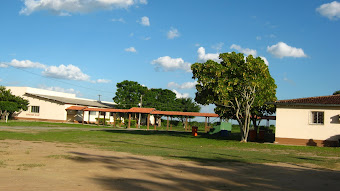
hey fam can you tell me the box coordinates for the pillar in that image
[167,116,169,131]
[147,114,150,130]
[97,111,100,126]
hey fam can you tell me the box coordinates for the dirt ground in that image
[0,140,339,191]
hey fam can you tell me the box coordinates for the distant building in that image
[8,87,116,123]
[275,94,340,147]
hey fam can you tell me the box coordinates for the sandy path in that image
[0,140,339,191]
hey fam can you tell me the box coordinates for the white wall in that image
[276,106,340,141]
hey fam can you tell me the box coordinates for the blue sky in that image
[0,0,340,113]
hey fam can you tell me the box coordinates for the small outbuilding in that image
[274,94,340,147]
[8,86,116,123]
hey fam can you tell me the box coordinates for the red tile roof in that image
[151,110,219,117]
[79,107,218,117]
[275,94,340,105]
[128,107,156,113]
[84,108,130,113]
[65,106,88,111]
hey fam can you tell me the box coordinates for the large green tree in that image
[143,88,177,111]
[113,80,147,109]
[192,52,277,142]
[0,86,29,122]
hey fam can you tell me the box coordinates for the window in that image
[311,111,324,124]
[31,106,40,113]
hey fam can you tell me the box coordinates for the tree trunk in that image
[5,110,8,123]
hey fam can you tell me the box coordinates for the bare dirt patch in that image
[0,140,339,191]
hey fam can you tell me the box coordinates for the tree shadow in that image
[66,150,340,191]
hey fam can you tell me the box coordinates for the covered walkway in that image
[66,106,219,132]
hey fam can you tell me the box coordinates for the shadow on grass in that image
[97,128,275,143]
[65,151,340,191]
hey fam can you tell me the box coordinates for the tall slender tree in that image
[192,52,276,142]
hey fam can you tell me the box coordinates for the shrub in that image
[114,119,122,127]
[95,118,110,125]
[123,119,136,127]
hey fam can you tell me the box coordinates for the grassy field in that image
[0,121,339,170]
[0,120,214,132]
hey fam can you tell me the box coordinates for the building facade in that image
[275,95,340,147]
[8,86,116,123]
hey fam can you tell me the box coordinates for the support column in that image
[88,111,90,124]
[103,112,106,127]
[97,111,100,126]
[113,113,116,127]
[136,113,138,128]
[207,117,210,132]
[147,114,150,130]
[170,117,172,131]
[82,110,84,125]
[154,116,156,130]
[128,113,131,129]
[205,117,207,133]
[167,116,169,131]
[185,117,188,131]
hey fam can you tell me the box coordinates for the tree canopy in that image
[333,90,340,95]
[113,80,147,109]
[192,52,277,142]
[0,86,29,121]
[113,80,201,113]
[143,88,177,111]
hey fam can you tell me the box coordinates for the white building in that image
[8,86,116,123]
[275,94,340,147]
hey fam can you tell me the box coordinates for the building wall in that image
[276,105,340,146]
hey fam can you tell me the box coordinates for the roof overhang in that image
[274,103,340,107]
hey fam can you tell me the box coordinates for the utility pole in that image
[138,95,142,128]
[98,94,101,101]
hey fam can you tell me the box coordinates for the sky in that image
[0,0,340,114]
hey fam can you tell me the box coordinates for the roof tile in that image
[276,94,340,105]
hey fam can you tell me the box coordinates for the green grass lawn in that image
[0,120,211,132]
[0,121,339,170]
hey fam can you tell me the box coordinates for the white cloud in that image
[167,81,197,89]
[0,63,8,68]
[172,89,189,98]
[42,64,91,81]
[211,42,224,52]
[267,42,307,58]
[260,56,269,66]
[7,59,46,69]
[151,56,191,72]
[316,1,340,20]
[38,85,82,96]
[197,47,221,63]
[256,36,262,40]
[267,34,276,38]
[112,18,125,23]
[125,47,137,52]
[96,79,111,83]
[20,0,146,15]
[230,44,257,57]
[167,27,180,39]
[142,36,151,40]
[139,16,150,26]
[139,0,148,4]
[0,78,2,82]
